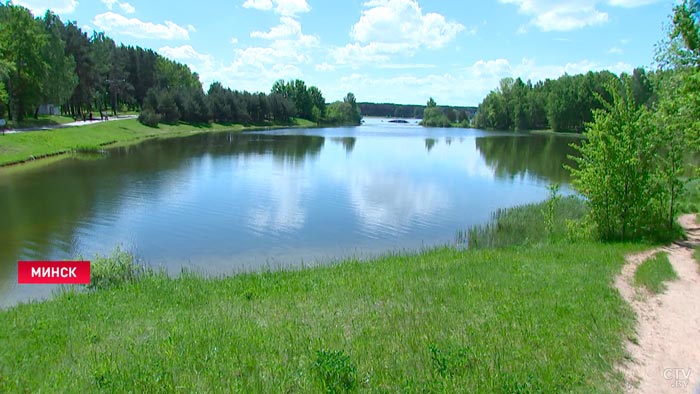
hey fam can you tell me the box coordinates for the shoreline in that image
[0,118,322,172]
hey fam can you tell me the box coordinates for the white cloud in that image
[351,0,464,48]
[323,58,633,105]
[607,0,659,7]
[158,45,214,65]
[377,63,436,69]
[243,0,273,11]
[251,16,308,40]
[607,46,623,54]
[332,0,464,66]
[499,0,661,31]
[315,62,336,72]
[230,37,239,45]
[242,0,311,16]
[92,12,190,40]
[157,18,318,92]
[101,0,134,13]
[14,0,78,15]
[118,2,135,13]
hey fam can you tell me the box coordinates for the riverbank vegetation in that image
[0,4,361,128]
[472,69,654,132]
[0,118,311,167]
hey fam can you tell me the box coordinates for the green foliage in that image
[137,108,161,127]
[325,94,361,125]
[271,79,328,121]
[634,252,678,294]
[420,106,452,127]
[0,3,49,121]
[542,183,561,239]
[420,98,452,127]
[569,78,679,241]
[0,5,332,127]
[88,247,151,291]
[473,71,644,132]
[313,350,358,393]
[460,195,589,248]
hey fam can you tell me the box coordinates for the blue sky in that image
[14,0,674,105]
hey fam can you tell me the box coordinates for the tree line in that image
[358,102,476,120]
[0,3,361,127]
[473,69,655,132]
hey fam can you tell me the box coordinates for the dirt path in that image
[617,214,700,394]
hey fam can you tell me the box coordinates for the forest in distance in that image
[0,1,694,136]
[0,4,362,128]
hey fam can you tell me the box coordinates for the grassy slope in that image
[634,252,678,294]
[0,118,314,167]
[4,115,75,129]
[0,243,641,393]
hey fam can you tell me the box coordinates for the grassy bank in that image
[0,118,315,167]
[3,114,75,130]
[0,244,644,391]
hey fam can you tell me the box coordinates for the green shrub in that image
[313,350,357,393]
[138,109,161,127]
[569,78,683,241]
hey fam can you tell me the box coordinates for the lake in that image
[0,118,581,307]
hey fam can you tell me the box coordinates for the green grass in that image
[0,118,314,167]
[460,195,590,248]
[0,242,642,393]
[4,115,75,129]
[634,252,678,294]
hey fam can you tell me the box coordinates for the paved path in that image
[2,114,138,134]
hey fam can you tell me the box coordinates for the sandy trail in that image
[617,214,700,394]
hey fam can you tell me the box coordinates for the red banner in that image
[18,261,91,284]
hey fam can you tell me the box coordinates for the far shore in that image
[0,117,320,172]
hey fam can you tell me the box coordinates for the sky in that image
[13,0,676,106]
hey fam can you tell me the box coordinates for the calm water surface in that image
[0,119,580,306]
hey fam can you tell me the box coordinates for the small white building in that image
[37,104,60,116]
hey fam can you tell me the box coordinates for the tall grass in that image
[459,193,590,249]
[88,247,153,291]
